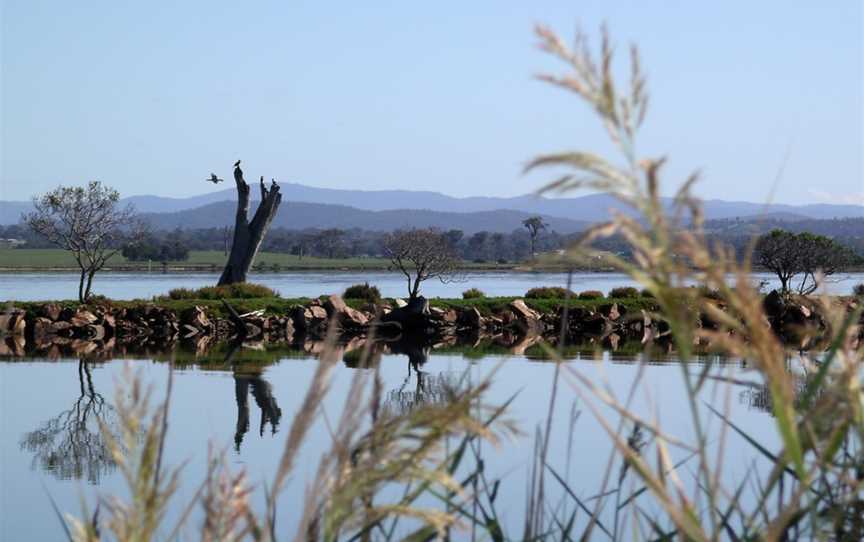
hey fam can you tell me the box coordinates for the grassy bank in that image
[0,249,394,271]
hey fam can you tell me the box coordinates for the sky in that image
[1,1,862,205]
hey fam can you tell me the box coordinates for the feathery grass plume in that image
[296,359,519,540]
[528,22,863,539]
[199,447,256,542]
[65,364,189,541]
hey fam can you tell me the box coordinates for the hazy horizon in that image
[2,1,862,205]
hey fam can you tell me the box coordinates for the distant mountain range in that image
[137,201,591,234]
[1,182,861,231]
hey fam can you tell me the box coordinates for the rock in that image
[41,304,62,321]
[510,299,539,321]
[509,299,541,332]
[308,305,328,321]
[458,307,484,329]
[182,306,211,331]
[32,317,54,337]
[324,294,369,328]
[429,307,458,326]
[70,310,98,327]
[382,296,430,331]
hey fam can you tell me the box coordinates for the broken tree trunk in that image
[218,162,282,285]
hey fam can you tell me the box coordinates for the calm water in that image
[0,345,783,540]
[1,270,862,301]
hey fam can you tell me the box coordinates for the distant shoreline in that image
[0,264,618,274]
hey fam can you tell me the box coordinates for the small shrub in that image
[854,283,864,297]
[608,286,639,299]
[525,286,575,299]
[462,287,486,299]
[640,288,654,298]
[577,290,604,300]
[343,282,381,302]
[166,282,277,300]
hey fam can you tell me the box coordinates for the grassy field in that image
[0,249,612,271]
[0,249,394,270]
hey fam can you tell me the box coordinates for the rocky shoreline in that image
[1,292,861,358]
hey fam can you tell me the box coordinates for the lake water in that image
[1,270,862,301]
[0,343,784,539]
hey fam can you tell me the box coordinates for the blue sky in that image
[1,1,861,205]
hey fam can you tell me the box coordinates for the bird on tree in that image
[206,173,224,184]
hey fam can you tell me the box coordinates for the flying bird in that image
[206,173,224,184]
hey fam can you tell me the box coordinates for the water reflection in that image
[18,359,118,483]
[225,344,283,451]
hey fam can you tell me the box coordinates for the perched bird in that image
[234,159,242,168]
[206,173,224,184]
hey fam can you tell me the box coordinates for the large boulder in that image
[324,294,369,329]
[382,296,430,331]
[509,299,542,332]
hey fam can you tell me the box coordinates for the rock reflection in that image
[19,360,118,483]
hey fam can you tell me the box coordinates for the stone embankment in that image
[0,292,860,357]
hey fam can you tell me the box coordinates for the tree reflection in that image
[234,372,282,451]
[19,359,118,483]
[382,338,462,417]
[226,343,283,452]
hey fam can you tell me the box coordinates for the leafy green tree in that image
[522,216,548,259]
[755,229,855,294]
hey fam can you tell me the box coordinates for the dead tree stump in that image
[218,161,282,285]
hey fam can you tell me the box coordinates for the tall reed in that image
[525,22,863,540]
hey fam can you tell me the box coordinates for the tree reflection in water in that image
[382,338,464,418]
[226,343,283,452]
[19,359,118,483]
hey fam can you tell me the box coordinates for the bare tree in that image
[218,161,282,285]
[383,228,463,299]
[24,181,142,302]
[522,215,548,260]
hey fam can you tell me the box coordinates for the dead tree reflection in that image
[19,359,118,483]
[225,343,283,451]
